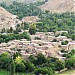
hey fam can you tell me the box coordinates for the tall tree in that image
[29,24,37,35]
[10,60,15,75]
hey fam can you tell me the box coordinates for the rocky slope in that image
[40,0,75,13]
[0,7,21,31]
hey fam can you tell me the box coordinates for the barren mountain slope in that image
[0,7,15,18]
[0,7,20,31]
[40,0,75,13]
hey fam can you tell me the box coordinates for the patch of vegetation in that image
[61,41,69,45]
[0,69,9,75]
[0,32,31,43]
[1,50,75,75]
[0,2,43,19]
[38,12,75,33]
[0,2,75,40]
[0,69,33,75]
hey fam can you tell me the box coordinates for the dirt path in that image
[71,73,75,75]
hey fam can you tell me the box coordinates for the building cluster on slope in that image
[0,31,75,60]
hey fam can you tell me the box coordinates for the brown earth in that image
[71,73,75,75]
[40,0,75,13]
[0,7,21,31]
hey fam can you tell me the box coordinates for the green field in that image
[16,72,34,75]
[0,70,9,75]
[0,70,33,75]
[1,69,75,75]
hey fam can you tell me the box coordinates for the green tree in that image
[25,61,35,72]
[55,60,65,72]
[34,67,54,75]
[0,52,11,69]
[29,24,37,35]
[72,34,75,40]
[36,53,47,65]
[28,55,36,64]
[13,30,19,34]
[21,22,29,30]
[16,62,26,72]
[61,41,68,45]
[0,38,4,43]
[61,32,68,36]
[13,52,22,59]
[15,56,26,72]
[65,57,75,69]
[10,60,15,75]
[9,27,13,33]
[65,58,73,69]
[1,28,6,33]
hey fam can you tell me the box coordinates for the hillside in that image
[0,2,43,19]
[0,7,16,18]
[40,0,75,13]
[0,6,20,31]
[1,0,75,13]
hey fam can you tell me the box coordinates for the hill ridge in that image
[0,6,20,31]
[40,0,75,13]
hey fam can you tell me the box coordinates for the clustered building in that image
[0,31,75,60]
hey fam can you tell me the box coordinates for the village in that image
[0,30,75,60]
[1,1,75,75]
